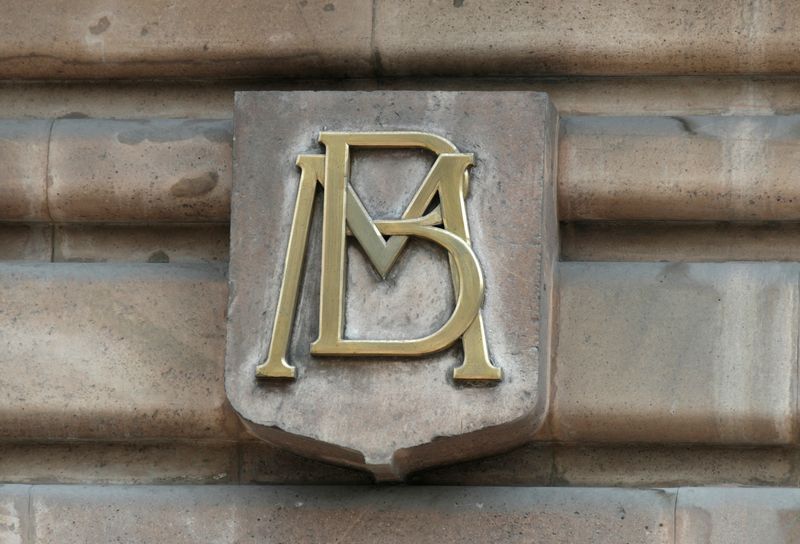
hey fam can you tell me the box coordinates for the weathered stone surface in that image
[0,263,238,440]
[29,485,675,543]
[3,1,800,79]
[0,0,372,79]
[553,446,794,488]
[676,487,800,543]
[6,77,800,122]
[0,119,50,221]
[228,91,558,479]
[54,225,229,263]
[240,442,372,484]
[0,224,52,261]
[0,80,377,121]
[7,113,800,224]
[519,77,800,117]
[559,115,800,221]
[48,119,231,223]
[0,485,29,544]
[375,1,800,77]
[562,222,800,263]
[19,483,800,543]
[553,262,797,445]
[0,442,237,485]
[5,441,800,486]
[411,443,554,485]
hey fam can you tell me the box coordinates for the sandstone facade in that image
[3,0,800,541]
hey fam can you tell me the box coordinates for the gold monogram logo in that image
[258,132,501,381]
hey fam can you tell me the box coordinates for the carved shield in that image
[226,91,557,480]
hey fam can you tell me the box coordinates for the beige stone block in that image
[0,0,372,79]
[5,77,800,122]
[0,263,238,440]
[559,116,800,221]
[0,119,50,221]
[228,91,558,479]
[31,485,675,543]
[0,485,29,544]
[48,119,231,223]
[4,77,800,126]
[375,1,800,77]
[0,442,237,485]
[406,77,800,117]
[54,225,229,263]
[553,262,797,445]
[554,446,793,488]
[562,222,800,263]
[0,80,377,121]
[0,224,52,261]
[676,487,800,544]
[0,81,238,120]
[529,77,800,117]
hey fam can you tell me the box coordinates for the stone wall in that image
[3,1,800,541]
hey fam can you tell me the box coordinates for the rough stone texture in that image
[374,1,800,77]
[9,77,800,121]
[560,115,800,221]
[228,91,558,479]
[0,485,29,544]
[53,225,229,263]
[27,485,675,543]
[48,119,231,223]
[0,225,52,261]
[15,483,800,543]
[562,221,800,263]
[0,442,237,485]
[3,1,800,79]
[0,0,372,79]
[676,487,800,543]
[0,262,238,440]
[240,442,372,484]
[6,441,800,486]
[553,446,794,488]
[410,443,554,486]
[0,80,375,120]
[552,262,798,445]
[0,120,50,222]
[7,113,800,224]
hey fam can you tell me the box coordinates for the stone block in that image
[54,225,229,263]
[553,262,797,445]
[239,442,372,484]
[0,442,237,485]
[0,485,29,544]
[0,224,52,261]
[3,77,800,124]
[30,485,675,543]
[553,446,793,488]
[0,119,50,221]
[0,0,372,79]
[0,263,238,440]
[374,1,800,77]
[559,116,800,221]
[410,443,554,485]
[228,90,558,479]
[561,222,800,263]
[676,487,800,544]
[0,80,377,121]
[48,119,231,222]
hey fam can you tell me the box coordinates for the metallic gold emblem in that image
[257,132,501,382]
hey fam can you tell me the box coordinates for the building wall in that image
[2,1,800,541]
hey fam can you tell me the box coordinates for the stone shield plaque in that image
[226,91,557,480]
